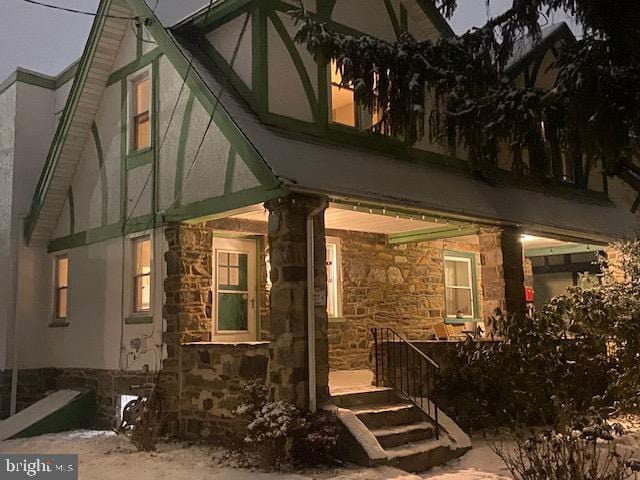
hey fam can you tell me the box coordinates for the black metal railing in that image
[371,327,440,439]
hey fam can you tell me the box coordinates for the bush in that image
[493,426,636,480]
[236,381,340,470]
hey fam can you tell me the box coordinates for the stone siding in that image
[178,342,269,441]
[327,230,483,371]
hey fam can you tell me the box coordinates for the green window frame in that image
[443,250,480,325]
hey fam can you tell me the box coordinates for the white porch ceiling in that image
[233,205,447,235]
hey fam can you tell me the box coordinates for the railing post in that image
[372,327,379,387]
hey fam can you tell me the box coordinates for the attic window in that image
[329,61,381,130]
[131,73,151,152]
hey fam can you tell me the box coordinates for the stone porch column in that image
[479,226,526,317]
[160,223,213,435]
[265,194,329,410]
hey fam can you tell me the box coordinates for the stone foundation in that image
[178,342,269,441]
[2,368,150,428]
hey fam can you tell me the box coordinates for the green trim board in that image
[125,315,153,325]
[107,48,162,86]
[126,148,154,170]
[67,187,75,236]
[174,92,196,207]
[120,77,128,226]
[383,0,402,40]
[524,243,604,258]
[267,10,319,122]
[183,0,254,32]
[388,227,480,245]
[443,250,481,324]
[252,2,269,114]
[91,122,109,226]
[24,0,113,243]
[224,146,237,194]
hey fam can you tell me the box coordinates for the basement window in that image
[130,72,151,152]
[444,252,477,321]
[326,237,343,319]
[132,236,152,313]
[54,255,69,321]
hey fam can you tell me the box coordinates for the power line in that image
[22,0,141,20]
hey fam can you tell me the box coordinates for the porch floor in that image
[329,369,384,396]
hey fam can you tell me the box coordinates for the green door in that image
[213,238,257,341]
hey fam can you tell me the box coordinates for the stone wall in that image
[327,230,483,371]
[2,368,150,428]
[178,342,269,441]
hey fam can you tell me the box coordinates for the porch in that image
[159,194,608,427]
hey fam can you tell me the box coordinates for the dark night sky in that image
[0,0,577,81]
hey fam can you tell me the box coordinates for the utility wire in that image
[22,0,140,20]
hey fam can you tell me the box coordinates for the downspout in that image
[306,200,326,414]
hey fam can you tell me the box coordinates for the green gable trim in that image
[524,243,603,258]
[384,0,402,40]
[253,3,269,115]
[48,214,154,253]
[25,0,113,243]
[107,48,162,86]
[389,227,480,245]
[91,122,109,226]
[136,22,143,59]
[174,92,196,208]
[67,187,75,236]
[224,146,237,194]
[127,0,280,191]
[268,10,319,122]
[165,186,284,223]
[0,62,79,97]
[120,77,128,225]
[187,0,254,32]
[443,250,481,324]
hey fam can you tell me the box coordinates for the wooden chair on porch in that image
[433,322,466,341]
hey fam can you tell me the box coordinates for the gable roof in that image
[172,29,639,242]
[506,22,576,76]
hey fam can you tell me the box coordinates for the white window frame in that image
[128,67,152,154]
[127,231,154,319]
[52,253,70,324]
[444,253,477,320]
[326,236,343,320]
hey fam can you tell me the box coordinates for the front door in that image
[212,237,257,342]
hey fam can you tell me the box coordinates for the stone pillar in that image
[265,194,329,410]
[160,223,213,434]
[479,227,526,317]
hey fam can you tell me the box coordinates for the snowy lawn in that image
[0,429,509,480]
[2,421,639,480]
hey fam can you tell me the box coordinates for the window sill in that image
[49,321,69,328]
[443,318,482,325]
[126,148,153,169]
[125,315,153,325]
[328,317,347,324]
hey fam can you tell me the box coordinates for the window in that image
[326,237,343,318]
[330,61,381,129]
[54,255,69,320]
[133,236,152,313]
[131,74,150,152]
[444,253,477,320]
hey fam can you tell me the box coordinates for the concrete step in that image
[332,388,397,409]
[386,438,458,473]
[372,422,435,449]
[352,402,422,429]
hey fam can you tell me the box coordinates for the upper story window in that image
[130,72,151,152]
[326,237,343,319]
[54,255,69,320]
[330,61,380,130]
[133,236,152,313]
[444,252,477,321]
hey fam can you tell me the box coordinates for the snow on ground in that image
[3,418,640,480]
[0,430,417,480]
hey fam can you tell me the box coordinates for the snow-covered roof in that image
[506,22,575,73]
[172,30,638,242]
